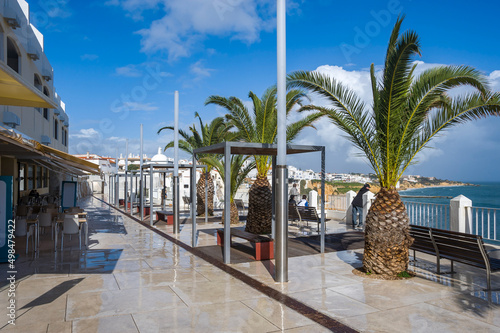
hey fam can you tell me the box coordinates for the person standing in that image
[289,183,299,204]
[352,183,371,230]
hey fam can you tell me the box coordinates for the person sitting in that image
[297,195,309,207]
[289,195,296,204]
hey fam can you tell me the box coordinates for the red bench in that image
[156,210,173,225]
[217,228,274,260]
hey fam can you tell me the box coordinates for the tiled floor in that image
[1,195,499,332]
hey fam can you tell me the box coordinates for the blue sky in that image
[28,0,500,182]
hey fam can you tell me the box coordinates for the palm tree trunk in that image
[363,187,414,275]
[245,175,272,234]
[221,200,240,224]
[196,171,214,216]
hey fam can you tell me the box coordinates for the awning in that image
[0,127,100,175]
[0,61,58,108]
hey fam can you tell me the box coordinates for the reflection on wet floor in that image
[2,195,500,333]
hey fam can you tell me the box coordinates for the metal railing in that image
[468,206,499,242]
[403,201,450,230]
[327,194,347,211]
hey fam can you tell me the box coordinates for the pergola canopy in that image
[191,141,326,265]
[193,142,324,156]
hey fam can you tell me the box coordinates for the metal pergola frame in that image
[192,142,326,265]
[140,163,208,228]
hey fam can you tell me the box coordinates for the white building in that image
[0,0,98,203]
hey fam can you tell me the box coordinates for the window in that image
[61,128,66,146]
[43,87,50,119]
[54,119,58,140]
[7,37,20,73]
[43,168,48,188]
[27,165,34,190]
[65,130,68,146]
[36,166,42,188]
[0,24,4,62]
[18,163,25,191]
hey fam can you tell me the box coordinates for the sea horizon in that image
[399,181,500,209]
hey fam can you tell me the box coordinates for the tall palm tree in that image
[157,113,232,216]
[201,154,255,224]
[288,17,500,276]
[206,87,322,234]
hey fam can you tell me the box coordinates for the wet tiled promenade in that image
[1,195,499,332]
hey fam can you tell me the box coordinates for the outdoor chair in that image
[38,212,54,240]
[16,205,29,218]
[61,214,82,251]
[14,218,35,254]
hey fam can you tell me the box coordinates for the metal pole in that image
[174,90,180,233]
[272,156,276,240]
[191,158,197,246]
[115,173,119,207]
[275,0,288,282]
[205,167,208,223]
[130,172,134,214]
[223,142,231,264]
[115,149,119,206]
[173,175,179,234]
[162,172,166,211]
[150,166,154,226]
[321,148,326,253]
[140,124,144,221]
[125,139,128,211]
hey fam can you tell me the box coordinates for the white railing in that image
[403,201,450,230]
[468,206,499,242]
[327,194,347,211]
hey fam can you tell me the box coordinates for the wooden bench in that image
[409,225,500,290]
[234,199,246,214]
[295,206,328,232]
[156,210,173,225]
[216,228,274,260]
[289,204,301,222]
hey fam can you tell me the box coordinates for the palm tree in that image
[201,154,255,224]
[205,87,322,234]
[157,113,232,216]
[288,17,500,276]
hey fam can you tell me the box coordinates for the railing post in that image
[308,190,318,208]
[362,191,375,225]
[346,190,356,226]
[450,195,472,233]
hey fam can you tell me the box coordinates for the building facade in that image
[0,0,71,201]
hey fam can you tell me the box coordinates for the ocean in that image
[399,182,500,209]
[399,182,500,241]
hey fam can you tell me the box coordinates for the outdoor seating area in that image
[409,224,500,290]
[2,195,500,332]
[13,200,89,255]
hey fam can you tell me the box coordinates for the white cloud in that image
[115,64,142,77]
[190,60,214,81]
[292,62,500,176]
[122,102,158,111]
[127,0,274,60]
[489,70,500,91]
[70,128,100,139]
[81,54,98,61]
[37,0,72,19]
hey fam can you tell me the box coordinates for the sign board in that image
[61,181,77,210]
[0,176,13,262]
